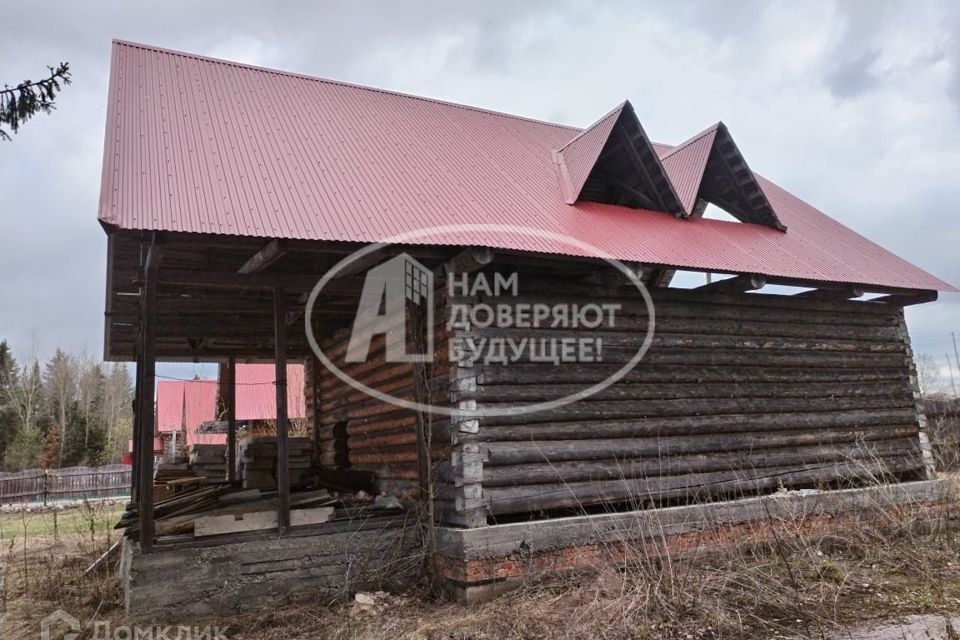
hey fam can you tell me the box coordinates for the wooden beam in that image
[226,356,237,483]
[870,291,938,306]
[613,123,668,212]
[794,286,865,301]
[695,274,766,294]
[273,283,291,532]
[612,179,656,209]
[443,247,494,276]
[237,240,287,274]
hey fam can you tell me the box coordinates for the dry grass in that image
[2,483,960,639]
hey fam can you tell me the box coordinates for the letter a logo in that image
[346,253,434,363]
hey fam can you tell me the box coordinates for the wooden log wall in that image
[447,278,929,523]
[309,302,451,497]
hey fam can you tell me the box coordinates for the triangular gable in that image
[554,101,684,216]
[661,123,786,230]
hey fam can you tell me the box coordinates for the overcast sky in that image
[1,0,958,382]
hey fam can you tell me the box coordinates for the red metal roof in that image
[232,364,306,422]
[155,381,184,433]
[98,40,955,292]
[156,378,222,445]
[183,380,223,446]
[553,102,626,204]
[660,126,717,215]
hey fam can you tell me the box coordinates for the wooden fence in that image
[0,464,131,504]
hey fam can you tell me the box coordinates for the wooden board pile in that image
[118,483,229,539]
[189,444,227,481]
[239,436,313,489]
[116,485,388,541]
[153,463,208,501]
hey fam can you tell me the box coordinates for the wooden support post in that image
[273,283,291,532]
[226,356,237,483]
[137,237,161,552]
[310,356,321,466]
[695,274,766,294]
[131,348,142,501]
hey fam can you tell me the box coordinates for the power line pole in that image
[946,353,958,398]
[952,332,960,396]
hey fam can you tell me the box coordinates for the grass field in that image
[3,488,960,639]
[0,502,125,539]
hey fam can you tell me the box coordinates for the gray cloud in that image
[825,47,882,98]
[1,0,958,375]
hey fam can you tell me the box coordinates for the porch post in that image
[226,356,237,483]
[131,346,142,500]
[273,283,291,531]
[137,238,160,551]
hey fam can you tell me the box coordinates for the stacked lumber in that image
[118,486,353,540]
[153,463,207,501]
[189,444,227,481]
[118,483,228,539]
[239,436,313,489]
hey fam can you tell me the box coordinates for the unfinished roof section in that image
[661,123,785,230]
[553,101,684,215]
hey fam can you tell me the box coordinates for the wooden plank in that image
[194,510,278,536]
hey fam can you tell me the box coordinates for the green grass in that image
[0,503,126,539]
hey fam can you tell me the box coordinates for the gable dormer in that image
[660,122,785,230]
[553,101,685,216]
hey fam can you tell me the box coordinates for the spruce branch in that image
[0,62,72,141]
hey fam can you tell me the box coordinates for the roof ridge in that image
[553,100,629,153]
[660,122,721,160]
[112,39,583,134]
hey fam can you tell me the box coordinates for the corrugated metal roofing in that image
[155,379,223,446]
[233,364,306,422]
[98,40,955,292]
[660,125,717,215]
[553,102,626,204]
[183,380,222,446]
[156,381,184,433]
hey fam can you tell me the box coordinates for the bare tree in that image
[101,363,134,462]
[43,349,76,467]
[916,353,948,396]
